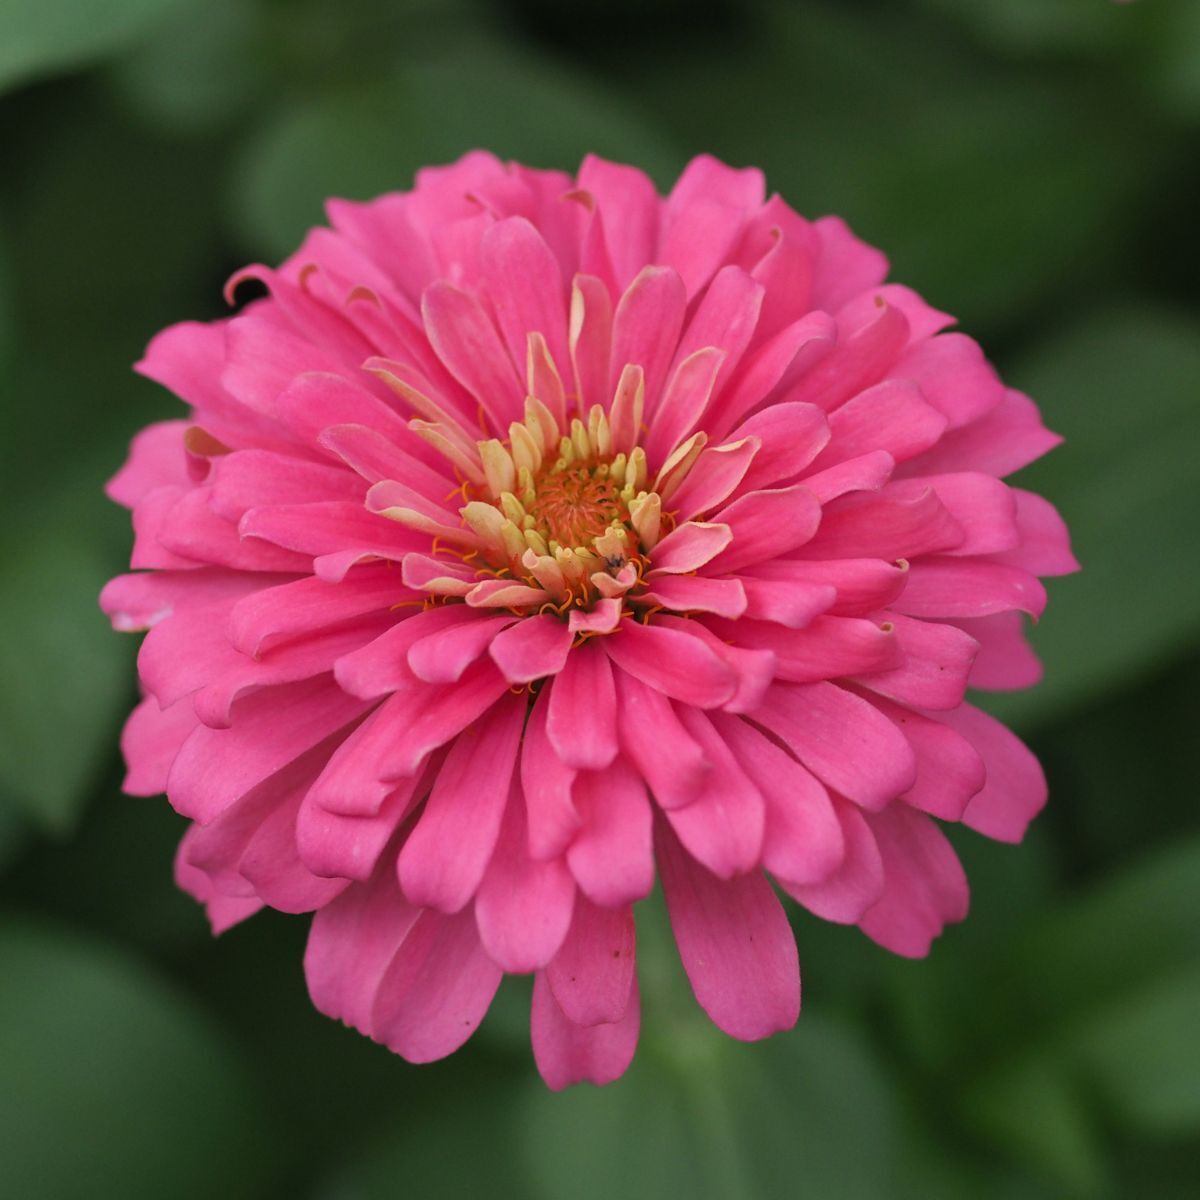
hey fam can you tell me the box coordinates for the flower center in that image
[459,402,666,612]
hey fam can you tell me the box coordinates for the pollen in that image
[459,401,663,611]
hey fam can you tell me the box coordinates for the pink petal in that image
[371,906,502,1062]
[708,311,835,437]
[812,379,947,470]
[707,485,821,573]
[657,821,800,1042]
[938,703,1047,843]
[408,614,516,683]
[521,688,581,861]
[668,152,765,211]
[670,264,763,399]
[724,614,901,684]
[297,760,437,880]
[609,266,686,408]
[566,760,654,907]
[714,714,843,886]
[604,620,737,709]
[809,215,889,311]
[989,489,1079,577]
[397,691,525,911]
[304,868,420,1034]
[667,437,761,520]
[106,420,189,509]
[753,682,917,811]
[865,694,985,822]
[121,695,201,797]
[475,786,576,972]
[903,388,1061,478]
[641,573,747,619]
[890,473,1019,557]
[799,487,963,561]
[489,615,574,684]
[153,487,313,573]
[657,616,776,715]
[312,660,512,814]
[858,804,969,958]
[174,833,263,934]
[422,280,523,432]
[892,332,1005,429]
[728,401,830,495]
[663,707,765,878]
[167,676,370,822]
[738,575,837,628]
[545,894,637,1026]
[952,612,1043,691]
[645,346,725,465]
[749,558,907,618]
[333,606,481,699]
[782,797,884,923]
[569,273,615,412]
[659,198,752,300]
[786,301,909,412]
[481,216,570,381]
[532,972,640,1091]
[192,617,390,729]
[546,644,619,771]
[207,447,365,519]
[648,521,733,574]
[612,668,709,811]
[891,559,1047,620]
[850,612,979,711]
[230,567,411,657]
[577,155,658,289]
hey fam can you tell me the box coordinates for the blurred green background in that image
[1,0,1198,1196]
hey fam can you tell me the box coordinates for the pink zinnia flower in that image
[102,152,1076,1089]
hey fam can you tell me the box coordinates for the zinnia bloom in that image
[102,152,1076,1089]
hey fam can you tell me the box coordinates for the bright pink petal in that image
[475,786,576,972]
[609,266,686,408]
[546,894,637,1026]
[938,703,1047,843]
[663,707,765,878]
[657,821,800,1041]
[782,797,885,923]
[858,804,969,958]
[545,643,619,771]
[397,691,524,912]
[604,620,737,709]
[521,687,581,861]
[707,485,821,573]
[714,714,844,886]
[566,759,654,907]
[371,907,502,1062]
[753,682,917,811]
[489,615,574,684]
[532,971,640,1091]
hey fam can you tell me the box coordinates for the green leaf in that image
[914,0,1132,56]
[1075,963,1200,1135]
[931,837,1200,1186]
[107,0,262,135]
[987,306,1200,727]
[522,1012,898,1200]
[622,0,1161,331]
[230,36,680,260]
[0,493,132,833]
[0,915,279,1199]
[963,1053,1106,1197]
[0,0,190,94]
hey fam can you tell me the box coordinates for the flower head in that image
[102,152,1077,1088]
